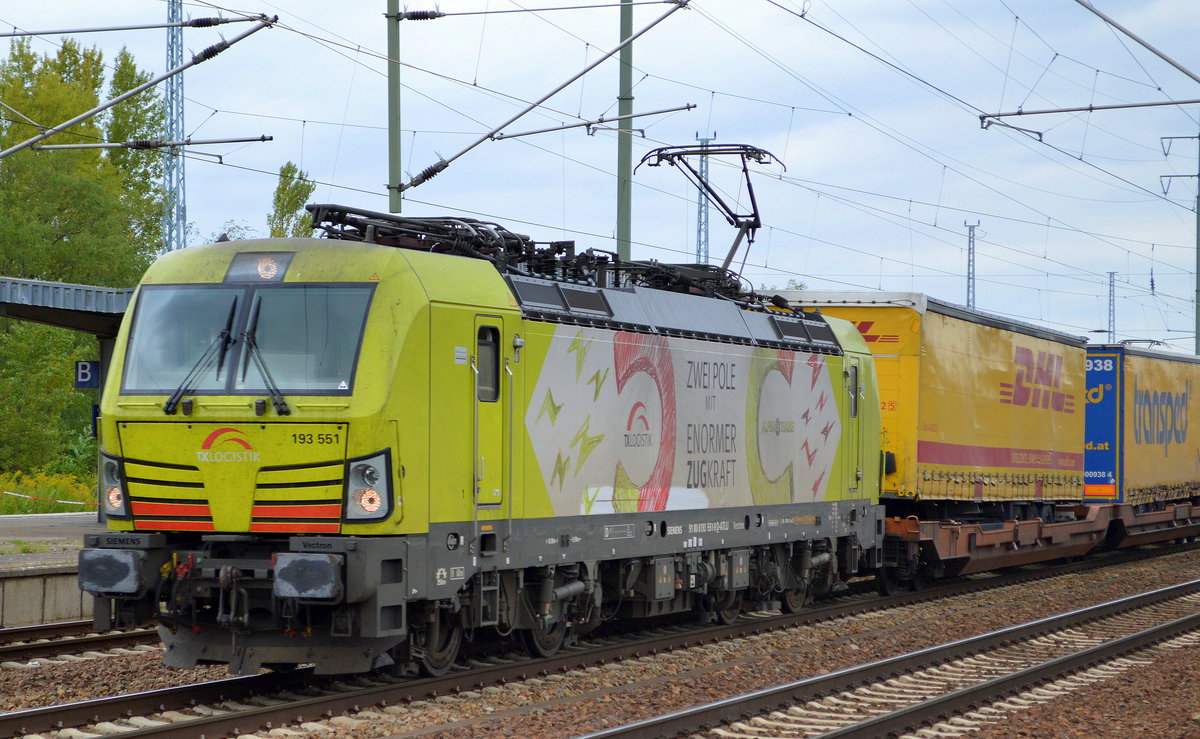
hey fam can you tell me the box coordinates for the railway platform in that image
[0,512,103,627]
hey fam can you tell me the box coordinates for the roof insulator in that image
[398,11,445,21]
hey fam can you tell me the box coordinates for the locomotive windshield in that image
[122,284,374,396]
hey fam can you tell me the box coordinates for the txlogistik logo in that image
[196,427,261,463]
[999,346,1075,414]
[1133,378,1189,456]
[624,401,654,448]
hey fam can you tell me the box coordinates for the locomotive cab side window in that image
[476,326,500,402]
[848,364,859,418]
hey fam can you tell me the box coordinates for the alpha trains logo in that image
[999,346,1075,414]
[197,427,260,463]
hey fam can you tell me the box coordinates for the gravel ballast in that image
[4,548,1199,738]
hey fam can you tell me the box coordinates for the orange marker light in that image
[356,488,382,513]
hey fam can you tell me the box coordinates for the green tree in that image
[0,38,160,286]
[0,323,95,475]
[266,161,316,238]
[103,47,165,257]
[0,39,164,481]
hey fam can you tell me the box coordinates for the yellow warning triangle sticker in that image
[369,273,381,281]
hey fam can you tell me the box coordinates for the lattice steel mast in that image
[695,134,713,264]
[163,0,186,252]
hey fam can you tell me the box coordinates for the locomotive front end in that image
[79,239,422,674]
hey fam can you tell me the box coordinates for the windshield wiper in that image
[163,299,237,415]
[240,295,291,416]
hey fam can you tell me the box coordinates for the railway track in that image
[582,578,1200,738]
[0,620,156,664]
[2,542,1194,738]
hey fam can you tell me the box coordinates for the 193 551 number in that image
[292,433,340,445]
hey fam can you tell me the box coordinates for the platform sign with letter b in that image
[75,360,100,389]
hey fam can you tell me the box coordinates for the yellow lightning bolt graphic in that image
[587,368,609,401]
[571,417,605,475]
[550,451,571,490]
[567,331,591,380]
[536,388,564,424]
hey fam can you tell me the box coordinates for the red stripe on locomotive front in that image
[133,520,216,532]
[251,504,342,519]
[131,501,212,517]
[250,521,341,533]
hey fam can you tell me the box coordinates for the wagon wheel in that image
[780,586,808,613]
[907,567,927,592]
[876,567,901,596]
[417,608,462,677]
[522,617,568,658]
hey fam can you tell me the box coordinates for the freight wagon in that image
[1085,344,1200,546]
[782,292,1200,584]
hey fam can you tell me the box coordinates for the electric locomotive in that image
[79,205,885,675]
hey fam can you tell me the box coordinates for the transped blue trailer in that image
[1086,343,1200,510]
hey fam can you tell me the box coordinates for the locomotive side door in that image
[845,357,862,496]
[472,316,508,513]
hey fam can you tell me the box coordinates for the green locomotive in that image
[79,204,884,675]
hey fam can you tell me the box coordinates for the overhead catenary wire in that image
[397,0,690,191]
[4,3,1194,346]
[0,15,277,160]
[0,16,254,38]
[162,5,1200,283]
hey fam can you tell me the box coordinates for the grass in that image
[0,539,55,554]
[0,471,97,515]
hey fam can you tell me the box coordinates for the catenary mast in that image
[162,0,185,252]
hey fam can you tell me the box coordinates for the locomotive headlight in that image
[344,451,392,522]
[356,487,382,513]
[105,486,124,509]
[354,463,380,488]
[100,452,130,519]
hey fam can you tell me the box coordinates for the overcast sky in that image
[6,1,1200,351]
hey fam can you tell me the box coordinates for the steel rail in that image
[576,578,1200,738]
[824,609,1200,738]
[3,542,1195,737]
[0,619,95,643]
[0,627,157,662]
[0,671,313,737]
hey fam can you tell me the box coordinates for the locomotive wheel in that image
[522,617,567,658]
[418,611,462,677]
[780,586,808,613]
[714,591,742,625]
